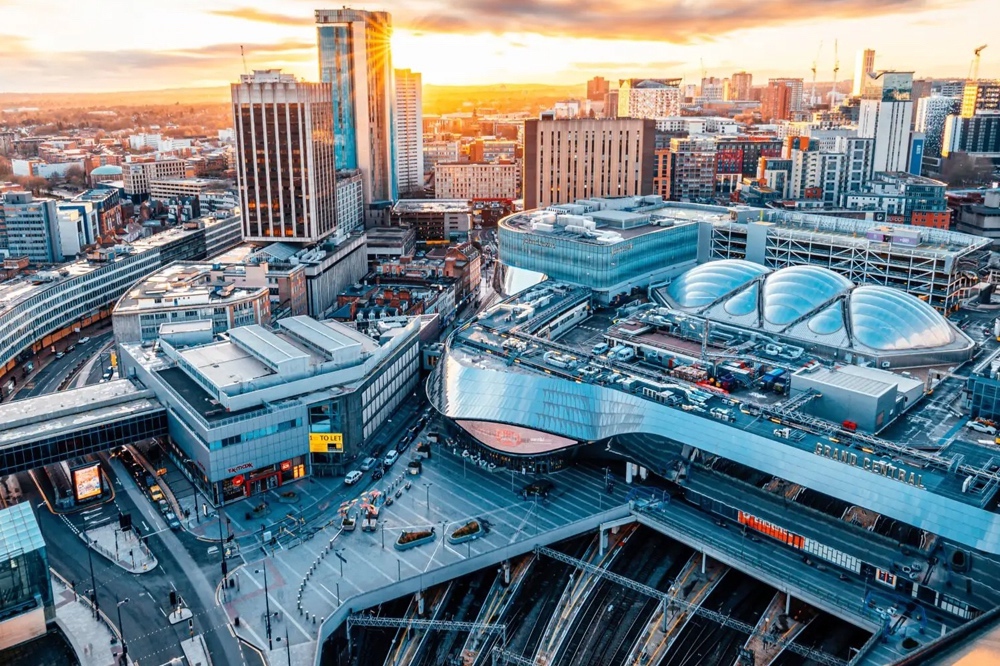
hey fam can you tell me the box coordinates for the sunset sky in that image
[0,0,996,92]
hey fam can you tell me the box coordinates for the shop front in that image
[220,456,307,502]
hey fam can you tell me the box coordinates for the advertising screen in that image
[73,464,103,501]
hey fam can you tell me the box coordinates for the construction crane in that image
[972,44,988,81]
[240,45,248,75]
[832,39,840,101]
[810,41,823,106]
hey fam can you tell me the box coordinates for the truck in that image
[759,367,787,391]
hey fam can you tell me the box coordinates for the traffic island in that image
[81,523,157,573]
[394,528,436,551]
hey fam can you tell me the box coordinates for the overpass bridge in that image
[0,380,167,474]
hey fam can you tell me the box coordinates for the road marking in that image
[142,521,150,531]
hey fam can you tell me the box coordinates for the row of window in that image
[214,418,300,449]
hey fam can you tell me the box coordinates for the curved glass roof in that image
[807,302,845,335]
[666,260,767,310]
[850,286,954,351]
[724,283,758,317]
[763,266,852,326]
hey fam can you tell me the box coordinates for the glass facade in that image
[318,25,358,171]
[498,223,697,293]
[0,504,51,622]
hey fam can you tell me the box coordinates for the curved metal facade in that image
[429,349,1000,554]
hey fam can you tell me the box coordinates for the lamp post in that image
[335,548,345,577]
[255,563,273,649]
[116,597,130,663]
[423,482,433,516]
[84,527,99,618]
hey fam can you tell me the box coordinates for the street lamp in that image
[423,483,433,516]
[335,548,346,577]
[84,528,99,618]
[116,597,130,663]
[255,563,273,650]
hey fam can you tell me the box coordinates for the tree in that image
[63,165,87,188]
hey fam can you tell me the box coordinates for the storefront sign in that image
[814,443,925,489]
[232,475,245,487]
[280,460,292,472]
[309,432,344,453]
[227,462,253,474]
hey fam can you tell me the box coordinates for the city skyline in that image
[0,0,996,93]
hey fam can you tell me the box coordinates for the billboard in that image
[309,432,344,454]
[72,464,103,502]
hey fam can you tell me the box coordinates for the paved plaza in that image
[219,448,626,665]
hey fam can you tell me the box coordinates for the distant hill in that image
[0,81,587,115]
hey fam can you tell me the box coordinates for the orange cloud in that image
[209,7,313,27]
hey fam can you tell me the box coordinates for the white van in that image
[383,450,400,467]
[345,470,363,485]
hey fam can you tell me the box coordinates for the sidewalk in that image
[52,575,132,666]
[82,523,157,574]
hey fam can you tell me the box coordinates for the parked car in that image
[168,519,182,531]
[345,470,363,486]
[397,438,411,454]
[66,345,76,352]
[359,457,378,471]
[149,485,164,502]
[372,468,385,481]
[383,450,400,468]
[967,420,997,435]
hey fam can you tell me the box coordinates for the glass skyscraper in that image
[316,9,398,211]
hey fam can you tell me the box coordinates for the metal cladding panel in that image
[434,352,1000,554]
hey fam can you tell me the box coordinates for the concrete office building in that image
[317,8,397,208]
[72,188,122,237]
[842,172,951,228]
[0,215,242,392]
[0,503,52,651]
[498,196,711,302]
[956,189,1000,246]
[859,71,915,173]
[366,225,417,262]
[656,138,717,202]
[394,68,424,196]
[704,208,989,311]
[119,315,422,500]
[232,70,340,245]
[55,204,96,257]
[123,158,186,197]
[617,79,682,119]
[523,118,655,209]
[207,244,309,318]
[852,48,876,97]
[149,178,227,201]
[0,192,61,263]
[391,200,471,242]
[961,80,1000,118]
[761,81,793,122]
[587,76,610,102]
[112,262,272,343]
[942,113,1000,156]
[770,78,805,113]
[729,72,753,101]
[916,95,959,158]
[434,162,520,200]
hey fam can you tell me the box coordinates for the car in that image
[383,450,400,467]
[149,485,164,502]
[158,499,170,514]
[345,470,363,486]
[359,457,378,471]
[372,468,384,481]
[967,420,997,434]
[521,479,554,498]
[79,336,90,344]
[164,511,177,522]
[66,345,76,352]
[397,439,411,453]
[168,519,182,531]
[55,352,65,359]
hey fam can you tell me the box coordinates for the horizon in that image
[0,0,997,93]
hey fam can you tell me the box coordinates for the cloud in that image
[408,0,938,43]
[0,40,317,92]
[570,61,688,73]
[209,7,313,27]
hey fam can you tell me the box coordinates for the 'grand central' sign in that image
[814,443,925,489]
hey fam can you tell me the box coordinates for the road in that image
[23,460,263,666]
[13,330,113,400]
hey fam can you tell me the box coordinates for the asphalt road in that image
[23,461,262,666]
[13,330,113,400]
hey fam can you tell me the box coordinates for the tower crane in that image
[832,39,840,100]
[972,44,988,82]
[810,41,823,106]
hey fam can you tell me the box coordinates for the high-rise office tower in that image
[852,48,876,97]
[394,68,423,197]
[729,72,753,101]
[915,95,959,158]
[316,8,396,211]
[523,118,655,209]
[587,77,610,102]
[618,79,682,118]
[231,70,339,244]
[961,80,1000,118]
[858,71,914,172]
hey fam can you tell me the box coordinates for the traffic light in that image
[169,590,177,607]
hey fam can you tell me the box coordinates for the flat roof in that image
[392,200,470,214]
[114,261,266,313]
[279,316,377,356]
[229,326,308,367]
[796,366,895,398]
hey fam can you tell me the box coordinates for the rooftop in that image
[114,261,268,313]
[392,199,471,214]
[0,503,44,560]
